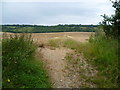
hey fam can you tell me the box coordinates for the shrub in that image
[2,33,51,88]
[2,33,35,71]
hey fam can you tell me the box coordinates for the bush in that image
[2,33,51,88]
[2,33,35,70]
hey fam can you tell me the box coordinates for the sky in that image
[1,0,115,25]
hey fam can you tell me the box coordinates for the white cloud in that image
[2,0,114,3]
[2,0,115,25]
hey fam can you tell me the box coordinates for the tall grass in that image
[2,33,51,88]
[87,34,118,87]
[48,38,80,49]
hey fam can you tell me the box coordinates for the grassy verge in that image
[48,33,118,88]
[2,33,51,88]
[86,34,118,88]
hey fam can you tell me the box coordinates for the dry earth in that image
[1,32,93,43]
[36,47,73,88]
[31,32,94,45]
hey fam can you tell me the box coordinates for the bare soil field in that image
[31,32,94,44]
[1,32,94,43]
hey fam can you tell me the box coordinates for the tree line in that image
[2,24,98,33]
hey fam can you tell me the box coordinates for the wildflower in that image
[7,79,10,82]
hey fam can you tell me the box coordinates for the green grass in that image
[48,38,63,48]
[86,35,118,88]
[48,38,80,49]
[48,33,119,88]
[2,33,51,88]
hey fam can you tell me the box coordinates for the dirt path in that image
[36,47,74,88]
[36,45,97,88]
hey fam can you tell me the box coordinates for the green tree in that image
[101,0,120,39]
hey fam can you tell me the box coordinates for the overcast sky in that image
[2,0,115,25]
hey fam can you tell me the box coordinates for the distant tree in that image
[101,0,120,39]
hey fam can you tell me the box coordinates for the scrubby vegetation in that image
[100,0,119,87]
[87,34,118,87]
[2,33,51,88]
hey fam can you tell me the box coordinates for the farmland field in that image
[1,32,94,43]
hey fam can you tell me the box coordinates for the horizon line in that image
[1,24,98,26]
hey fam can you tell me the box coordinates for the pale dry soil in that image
[31,32,94,45]
[1,32,93,43]
[36,47,73,88]
[36,47,97,88]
